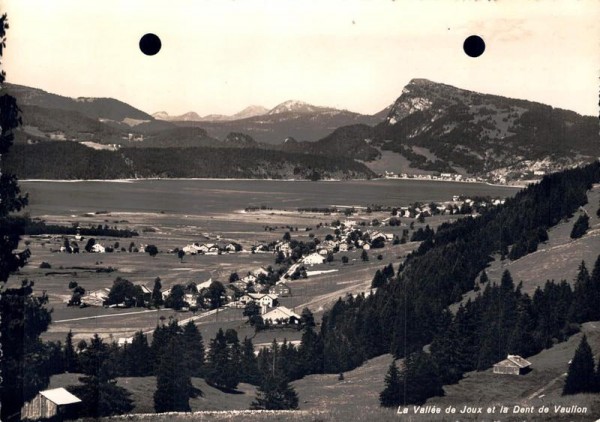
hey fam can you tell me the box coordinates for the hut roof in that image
[40,388,81,405]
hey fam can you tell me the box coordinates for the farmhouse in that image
[269,283,291,297]
[21,388,81,421]
[252,267,270,277]
[248,293,278,308]
[302,252,325,266]
[262,306,301,325]
[241,274,258,284]
[82,288,110,306]
[182,244,202,255]
[493,355,532,375]
[91,243,105,253]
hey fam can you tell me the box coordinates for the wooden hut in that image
[493,354,532,375]
[21,388,81,420]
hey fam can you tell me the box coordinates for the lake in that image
[20,179,521,217]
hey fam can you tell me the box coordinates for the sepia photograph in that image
[0,1,599,421]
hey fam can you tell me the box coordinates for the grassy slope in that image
[456,183,600,310]
[57,321,600,421]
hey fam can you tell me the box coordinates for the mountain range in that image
[2,80,597,182]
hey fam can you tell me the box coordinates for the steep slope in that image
[304,79,598,181]
[372,79,598,179]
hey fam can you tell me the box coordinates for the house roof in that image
[263,306,301,320]
[137,285,152,294]
[40,388,81,405]
[248,293,277,300]
[494,355,532,369]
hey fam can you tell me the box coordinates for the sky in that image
[2,0,599,117]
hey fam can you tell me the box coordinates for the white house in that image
[302,253,325,266]
[183,244,202,255]
[91,243,105,253]
[241,274,258,284]
[82,288,110,306]
[248,293,278,308]
[251,267,270,277]
[275,241,292,257]
[262,306,301,325]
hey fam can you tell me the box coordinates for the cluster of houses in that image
[383,171,480,183]
[173,241,243,255]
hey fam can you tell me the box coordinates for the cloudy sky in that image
[2,0,599,117]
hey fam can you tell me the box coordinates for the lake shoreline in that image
[20,177,526,189]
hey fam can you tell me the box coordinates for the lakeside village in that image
[42,195,506,340]
[383,169,548,185]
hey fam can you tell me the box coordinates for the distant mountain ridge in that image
[296,78,598,182]
[153,105,269,122]
[3,79,596,183]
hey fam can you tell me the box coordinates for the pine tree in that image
[371,269,387,288]
[239,337,261,385]
[250,374,299,410]
[70,335,133,417]
[570,214,590,239]
[590,255,600,321]
[205,329,239,390]
[563,335,596,395]
[400,351,444,405]
[153,337,191,412]
[480,270,489,284]
[152,277,163,307]
[125,331,152,376]
[569,261,592,323]
[182,321,205,377]
[64,330,78,372]
[379,361,402,407]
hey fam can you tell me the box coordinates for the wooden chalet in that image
[493,354,532,375]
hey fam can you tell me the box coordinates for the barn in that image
[493,355,532,375]
[21,388,81,420]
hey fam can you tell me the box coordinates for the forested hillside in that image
[3,142,375,180]
[239,162,600,405]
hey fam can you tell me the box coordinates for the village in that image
[18,194,508,350]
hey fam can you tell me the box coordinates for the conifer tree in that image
[569,261,592,323]
[70,335,133,417]
[570,214,589,239]
[371,269,387,288]
[152,277,163,307]
[239,337,261,385]
[399,351,444,405]
[205,329,239,390]
[379,361,402,407]
[479,270,489,284]
[64,330,78,372]
[590,255,600,321]
[250,374,299,410]
[182,321,205,377]
[125,331,152,376]
[154,337,191,412]
[298,325,323,375]
[563,335,596,395]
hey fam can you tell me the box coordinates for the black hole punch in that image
[139,33,161,56]
[463,35,485,58]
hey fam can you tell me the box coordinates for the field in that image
[10,179,518,344]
